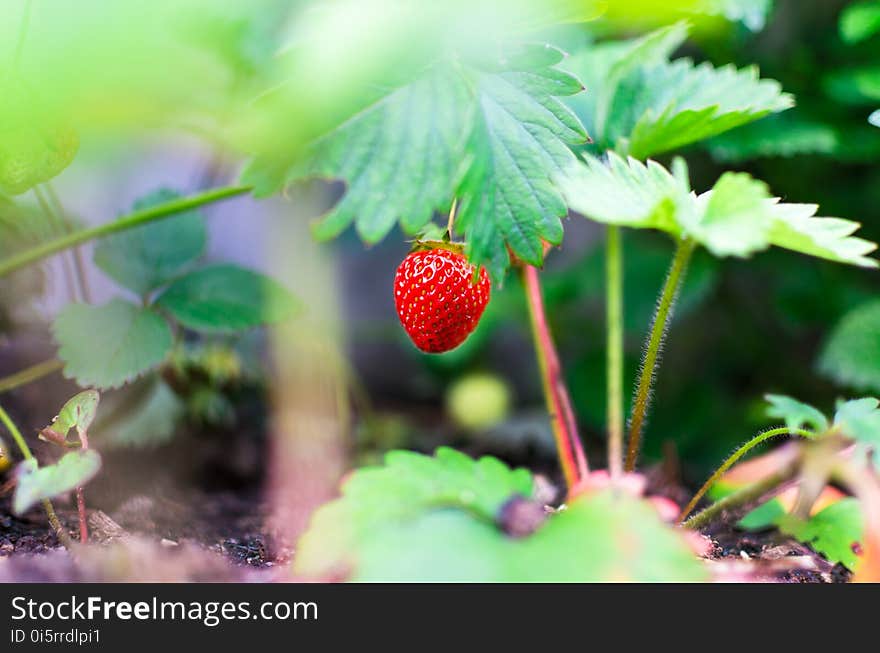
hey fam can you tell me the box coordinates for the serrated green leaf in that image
[558,153,878,266]
[563,23,791,157]
[294,66,472,243]
[778,498,864,570]
[565,23,687,146]
[833,397,880,468]
[261,41,587,281]
[93,189,207,295]
[556,153,685,230]
[53,299,173,389]
[296,448,704,581]
[41,390,100,445]
[155,264,298,333]
[91,377,184,449]
[765,394,829,433]
[625,59,793,159]
[841,1,880,44]
[457,45,588,278]
[13,450,102,515]
[820,300,880,393]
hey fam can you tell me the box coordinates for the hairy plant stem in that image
[0,402,70,547]
[682,459,800,531]
[0,185,251,279]
[522,264,588,489]
[0,359,63,395]
[678,426,816,523]
[625,237,695,472]
[606,226,624,480]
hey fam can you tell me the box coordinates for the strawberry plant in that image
[1,0,880,584]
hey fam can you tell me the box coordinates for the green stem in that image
[0,185,251,279]
[682,461,800,531]
[0,401,70,546]
[625,238,695,472]
[678,426,816,523]
[0,359,64,394]
[522,264,588,489]
[606,226,624,480]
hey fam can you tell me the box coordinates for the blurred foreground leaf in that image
[295,448,705,581]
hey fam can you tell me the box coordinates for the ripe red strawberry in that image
[394,243,491,353]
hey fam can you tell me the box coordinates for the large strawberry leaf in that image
[294,447,705,581]
[820,300,880,393]
[558,153,878,267]
[562,23,792,158]
[299,66,472,243]
[53,299,173,389]
[455,45,588,276]
[245,43,588,281]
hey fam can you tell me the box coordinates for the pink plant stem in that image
[76,429,89,543]
[522,264,588,489]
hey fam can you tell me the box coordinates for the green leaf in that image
[290,66,472,243]
[766,202,879,268]
[564,23,687,147]
[687,172,773,257]
[558,153,879,267]
[820,300,880,393]
[778,499,864,570]
[256,42,588,281]
[155,264,298,333]
[295,448,705,581]
[764,394,829,433]
[40,390,100,445]
[13,450,102,515]
[91,377,184,449]
[841,1,880,44]
[93,189,207,295]
[625,59,793,159]
[456,44,588,277]
[555,153,685,230]
[295,447,534,577]
[833,397,880,468]
[53,299,173,389]
[562,23,791,158]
